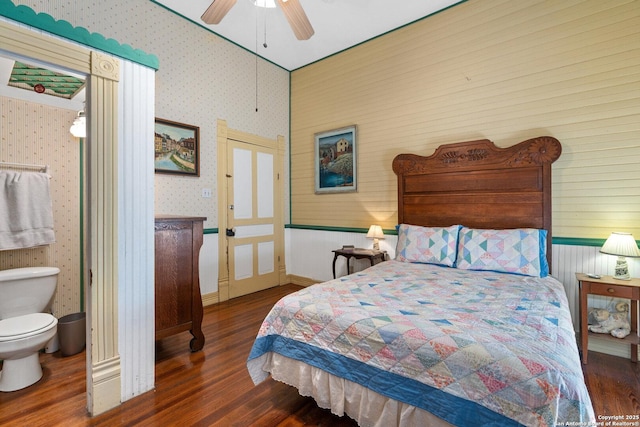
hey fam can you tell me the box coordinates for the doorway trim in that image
[216,119,286,301]
[0,19,121,415]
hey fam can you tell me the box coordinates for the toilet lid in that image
[0,313,57,341]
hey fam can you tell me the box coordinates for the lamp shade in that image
[600,232,640,258]
[366,225,384,239]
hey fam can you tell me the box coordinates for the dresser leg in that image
[190,329,205,352]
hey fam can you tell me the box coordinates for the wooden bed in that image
[393,136,561,269]
[248,136,594,427]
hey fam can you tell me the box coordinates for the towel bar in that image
[0,161,49,174]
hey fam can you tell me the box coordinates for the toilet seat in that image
[0,313,57,342]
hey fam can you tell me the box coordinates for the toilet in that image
[0,266,59,392]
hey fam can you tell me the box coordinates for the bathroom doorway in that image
[0,17,141,415]
[0,52,86,326]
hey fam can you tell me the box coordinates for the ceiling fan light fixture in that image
[202,0,313,40]
[254,0,276,8]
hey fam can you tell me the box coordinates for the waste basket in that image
[58,312,86,356]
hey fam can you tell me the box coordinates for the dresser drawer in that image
[588,282,634,298]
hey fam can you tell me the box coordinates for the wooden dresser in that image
[155,215,207,352]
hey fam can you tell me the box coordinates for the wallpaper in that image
[12,0,291,229]
[0,96,81,317]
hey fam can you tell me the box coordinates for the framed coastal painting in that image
[154,118,200,176]
[315,125,357,194]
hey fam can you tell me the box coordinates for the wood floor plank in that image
[1,283,638,426]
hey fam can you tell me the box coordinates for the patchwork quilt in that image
[247,261,595,427]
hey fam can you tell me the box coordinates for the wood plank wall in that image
[289,0,640,239]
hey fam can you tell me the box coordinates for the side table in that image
[332,248,386,279]
[576,273,639,364]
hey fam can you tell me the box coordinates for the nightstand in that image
[576,273,640,364]
[332,248,386,279]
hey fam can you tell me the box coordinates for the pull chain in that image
[255,9,259,112]
[263,6,268,48]
[255,6,270,112]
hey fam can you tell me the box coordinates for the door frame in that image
[0,20,121,415]
[216,119,286,301]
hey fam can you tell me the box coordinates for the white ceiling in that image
[154,0,464,71]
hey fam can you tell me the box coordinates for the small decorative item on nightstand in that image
[600,232,640,280]
[366,225,384,251]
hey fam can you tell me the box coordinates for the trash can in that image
[58,312,86,356]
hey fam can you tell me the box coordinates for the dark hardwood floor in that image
[1,283,639,426]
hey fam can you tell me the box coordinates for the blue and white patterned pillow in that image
[456,227,549,277]
[395,224,461,267]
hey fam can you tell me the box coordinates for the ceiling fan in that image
[201,0,315,40]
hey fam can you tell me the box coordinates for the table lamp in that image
[366,225,384,251]
[600,232,640,280]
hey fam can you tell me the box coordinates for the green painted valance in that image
[0,0,159,70]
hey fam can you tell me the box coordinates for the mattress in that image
[247,260,595,427]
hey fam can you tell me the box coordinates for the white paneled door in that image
[227,139,280,298]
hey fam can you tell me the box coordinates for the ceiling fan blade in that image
[201,0,237,25]
[276,0,314,40]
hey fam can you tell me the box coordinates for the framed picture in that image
[315,125,357,194]
[154,118,200,176]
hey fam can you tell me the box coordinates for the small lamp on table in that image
[366,225,384,251]
[600,232,640,280]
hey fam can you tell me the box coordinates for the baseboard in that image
[287,274,320,287]
[202,292,219,307]
[89,355,122,415]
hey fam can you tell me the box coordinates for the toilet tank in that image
[0,267,60,319]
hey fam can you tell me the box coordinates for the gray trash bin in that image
[58,312,86,356]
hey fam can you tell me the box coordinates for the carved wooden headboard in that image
[392,136,562,268]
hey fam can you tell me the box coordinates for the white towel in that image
[0,171,56,250]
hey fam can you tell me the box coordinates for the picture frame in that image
[154,118,200,176]
[315,125,357,194]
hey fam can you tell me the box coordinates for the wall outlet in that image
[201,188,212,198]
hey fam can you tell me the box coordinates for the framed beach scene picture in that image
[154,118,200,176]
[315,125,357,194]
